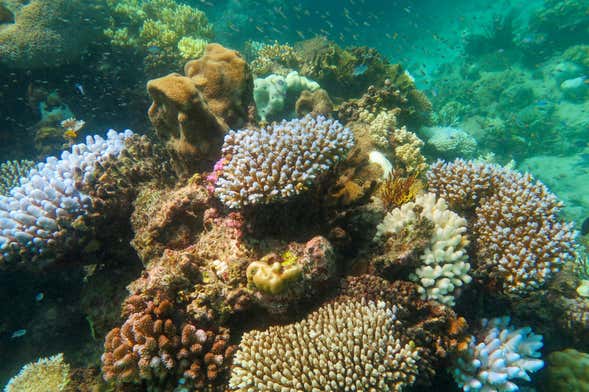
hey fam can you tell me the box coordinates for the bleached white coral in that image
[229,299,420,391]
[376,193,471,306]
[452,316,544,392]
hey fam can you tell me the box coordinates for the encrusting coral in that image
[147,43,254,176]
[545,348,589,391]
[374,193,471,306]
[4,353,70,392]
[295,88,334,118]
[229,298,421,392]
[213,115,354,208]
[452,316,544,392]
[428,159,578,296]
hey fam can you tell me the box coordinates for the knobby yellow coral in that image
[246,255,303,295]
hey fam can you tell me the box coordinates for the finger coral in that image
[0,160,35,196]
[4,353,70,392]
[428,159,578,296]
[214,115,354,208]
[229,299,421,391]
[102,297,233,390]
[452,316,544,392]
[375,193,471,306]
[0,130,134,266]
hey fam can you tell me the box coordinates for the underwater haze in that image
[0,0,588,391]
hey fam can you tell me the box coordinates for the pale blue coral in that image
[453,316,544,392]
[215,115,354,208]
[0,129,133,265]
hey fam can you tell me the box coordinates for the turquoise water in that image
[0,0,588,391]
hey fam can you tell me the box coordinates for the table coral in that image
[229,298,421,391]
[428,159,578,296]
[214,115,354,208]
[375,193,471,306]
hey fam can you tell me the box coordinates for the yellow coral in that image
[4,353,70,392]
[391,126,428,177]
[246,255,302,295]
[177,37,208,60]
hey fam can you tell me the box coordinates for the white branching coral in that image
[4,353,70,392]
[229,299,421,391]
[427,159,577,295]
[214,115,354,208]
[452,316,544,392]
[375,193,471,306]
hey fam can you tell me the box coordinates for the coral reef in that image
[104,0,213,72]
[102,297,234,390]
[229,298,421,391]
[147,43,254,176]
[214,115,354,208]
[545,348,589,392]
[249,41,301,76]
[4,353,70,392]
[0,130,134,267]
[375,193,471,306]
[428,159,578,296]
[421,126,478,160]
[452,317,544,392]
[0,160,34,196]
[295,88,334,118]
[253,71,319,122]
[0,0,105,68]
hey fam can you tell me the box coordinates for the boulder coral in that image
[0,0,105,68]
[147,44,254,177]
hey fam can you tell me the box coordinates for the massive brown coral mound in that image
[0,0,105,68]
[147,43,254,176]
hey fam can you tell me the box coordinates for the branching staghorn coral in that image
[452,316,544,392]
[0,130,133,266]
[375,193,471,306]
[229,299,421,391]
[0,160,35,196]
[4,353,70,392]
[428,159,578,296]
[214,115,354,208]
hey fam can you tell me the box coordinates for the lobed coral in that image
[4,353,70,392]
[147,43,254,176]
[102,297,233,390]
[229,299,421,391]
[545,348,589,391]
[375,193,471,306]
[452,316,544,392]
[0,160,35,196]
[428,159,578,296]
[214,115,354,208]
[0,130,133,266]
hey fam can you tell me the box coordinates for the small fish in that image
[11,329,27,338]
[35,292,44,302]
[147,45,161,54]
[353,64,368,76]
[535,99,549,107]
[74,83,85,96]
